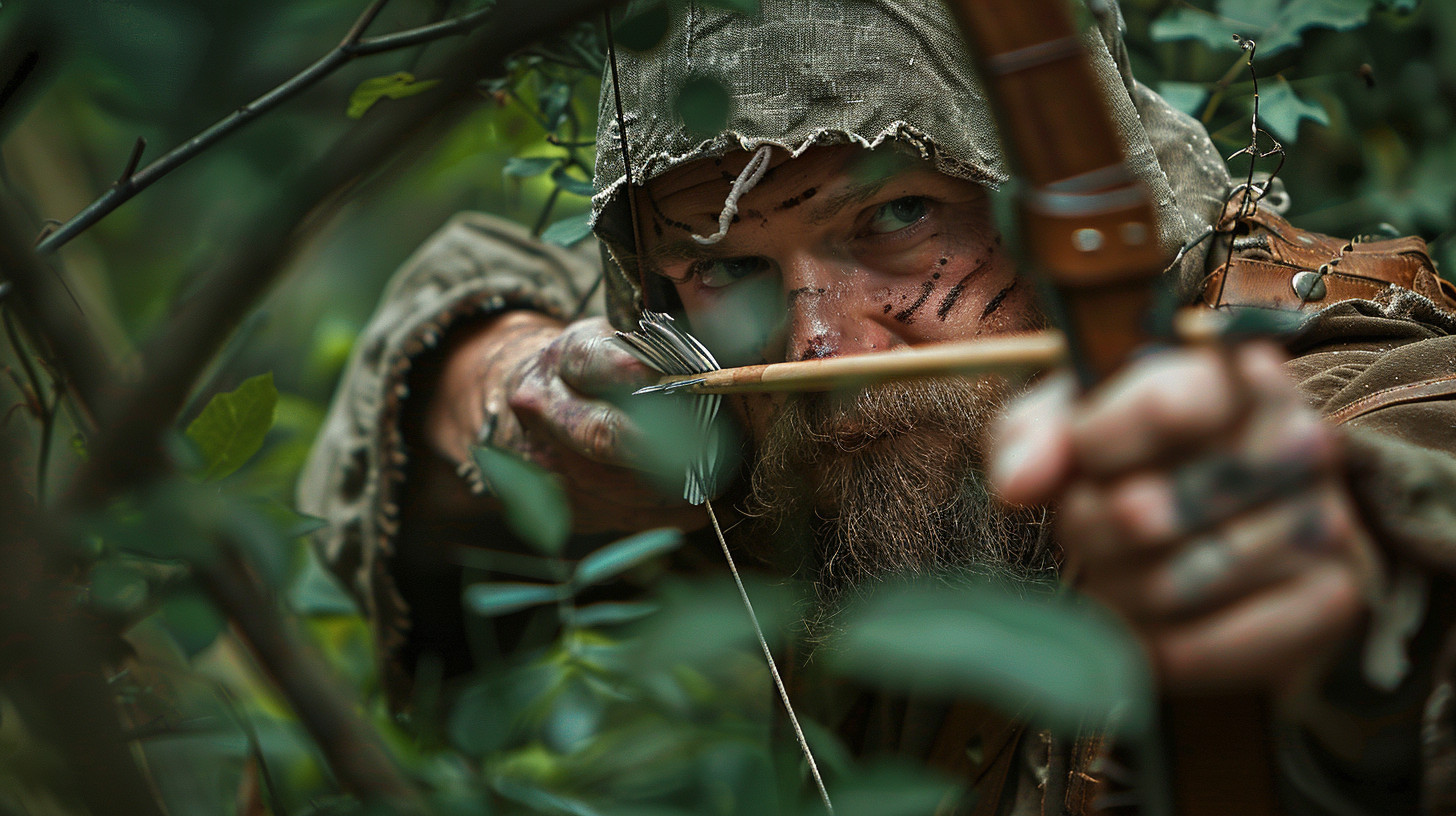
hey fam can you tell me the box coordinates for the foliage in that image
[1,0,1453,814]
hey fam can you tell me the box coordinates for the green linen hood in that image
[591,0,1231,329]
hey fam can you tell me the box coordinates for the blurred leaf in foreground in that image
[574,528,682,589]
[1151,0,1378,57]
[185,372,278,482]
[472,445,572,554]
[829,579,1154,740]
[541,212,594,247]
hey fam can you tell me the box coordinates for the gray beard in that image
[740,377,1056,635]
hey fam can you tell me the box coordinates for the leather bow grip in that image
[945,0,1168,385]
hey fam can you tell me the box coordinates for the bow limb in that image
[941,2,1283,816]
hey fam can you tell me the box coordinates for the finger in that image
[988,372,1078,506]
[1127,486,1352,620]
[509,370,653,468]
[1070,347,1243,476]
[1152,561,1364,693]
[555,318,657,396]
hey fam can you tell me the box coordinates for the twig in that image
[346,5,494,56]
[194,545,424,812]
[62,0,624,508]
[0,489,167,816]
[3,310,57,502]
[34,0,495,256]
[115,137,147,186]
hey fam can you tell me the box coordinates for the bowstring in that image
[603,12,834,813]
[706,500,835,815]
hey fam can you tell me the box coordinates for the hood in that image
[592,0,1231,330]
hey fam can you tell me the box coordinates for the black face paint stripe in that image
[979,279,1018,321]
[894,280,936,324]
[936,256,992,320]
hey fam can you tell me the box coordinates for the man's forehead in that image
[645,144,922,209]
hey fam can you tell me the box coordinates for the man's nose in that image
[779,252,893,362]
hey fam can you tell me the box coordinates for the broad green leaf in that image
[289,550,358,616]
[504,156,557,179]
[823,765,963,816]
[465,582,564,617]
[574,528,683,588]
[160,590,225,657]
[540,212,594,248]
[615,3,671,51]
[551,166,596,198]
[572,601,660,628]
[347,72,441,119]
[1256,78,1330,140]
[829,580,1154,740]
[537,81,572,130]
[1151,0,1376,56]
[1157,81,1210,118]
[675,76,732,137]
[472,445,572,554]
[90,560,148,614]
[185,372,278,482]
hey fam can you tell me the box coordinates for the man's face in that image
[639,144,1039,443]
[638,145,1050,600]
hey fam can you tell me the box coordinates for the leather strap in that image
[1325,373,1456,425]
[1201,204,1456,314]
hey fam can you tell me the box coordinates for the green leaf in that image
[1256,78,1330,140]
[90,560,148,614]
[289,549,358,616]
[504,156,557,179]
[160,590,225,657]
[540,212,594,248]
[1151,0,1376,56]
[184,372,279,482]
[537,80,572,130]
[465,582,564,617]
[574,528,682,588]
[675,75,732,137]
[572,601,660,628]
[347,72,441,119]
[472,445,572,554]
[614,3,671,52]
[1157,81,1210,117]
[829,580,1155,740]
[551,166,596,198]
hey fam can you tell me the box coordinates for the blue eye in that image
[866,196,929,234]
[694,256,771,288]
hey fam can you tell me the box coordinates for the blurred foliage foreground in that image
[0,0,1453,814]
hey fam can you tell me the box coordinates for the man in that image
[300,0,1456,811]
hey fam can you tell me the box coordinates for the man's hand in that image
[426,311,707,535]
[989,342,1378,694]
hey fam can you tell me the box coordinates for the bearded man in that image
[300,0,1456,812]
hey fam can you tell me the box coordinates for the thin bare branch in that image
[35,0,499,256]
[345,6,494,56]
[195,545,424,812]
[114,137,147,186]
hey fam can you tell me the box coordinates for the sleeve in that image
[295,212,602,694]
[1275,289,1456,813]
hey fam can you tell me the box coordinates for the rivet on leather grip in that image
[1072,228,1104,252]
[1292,270,1328,302]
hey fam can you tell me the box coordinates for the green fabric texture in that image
[590,0,1232,330]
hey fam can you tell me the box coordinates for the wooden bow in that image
[940,2,1280,815]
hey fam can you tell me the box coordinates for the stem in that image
[3,308,56,503]
[195,546,425,812]
[34,0,496,256]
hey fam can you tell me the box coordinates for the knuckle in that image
[579,406,623,462]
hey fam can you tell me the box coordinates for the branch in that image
[195,545,424,811]
[34,0,499,256]
[63,0,622,508]
[0,483,166,816]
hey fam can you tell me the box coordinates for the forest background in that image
[0,0,1452,814]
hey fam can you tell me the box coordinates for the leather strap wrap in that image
[1202,204,1456,314]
